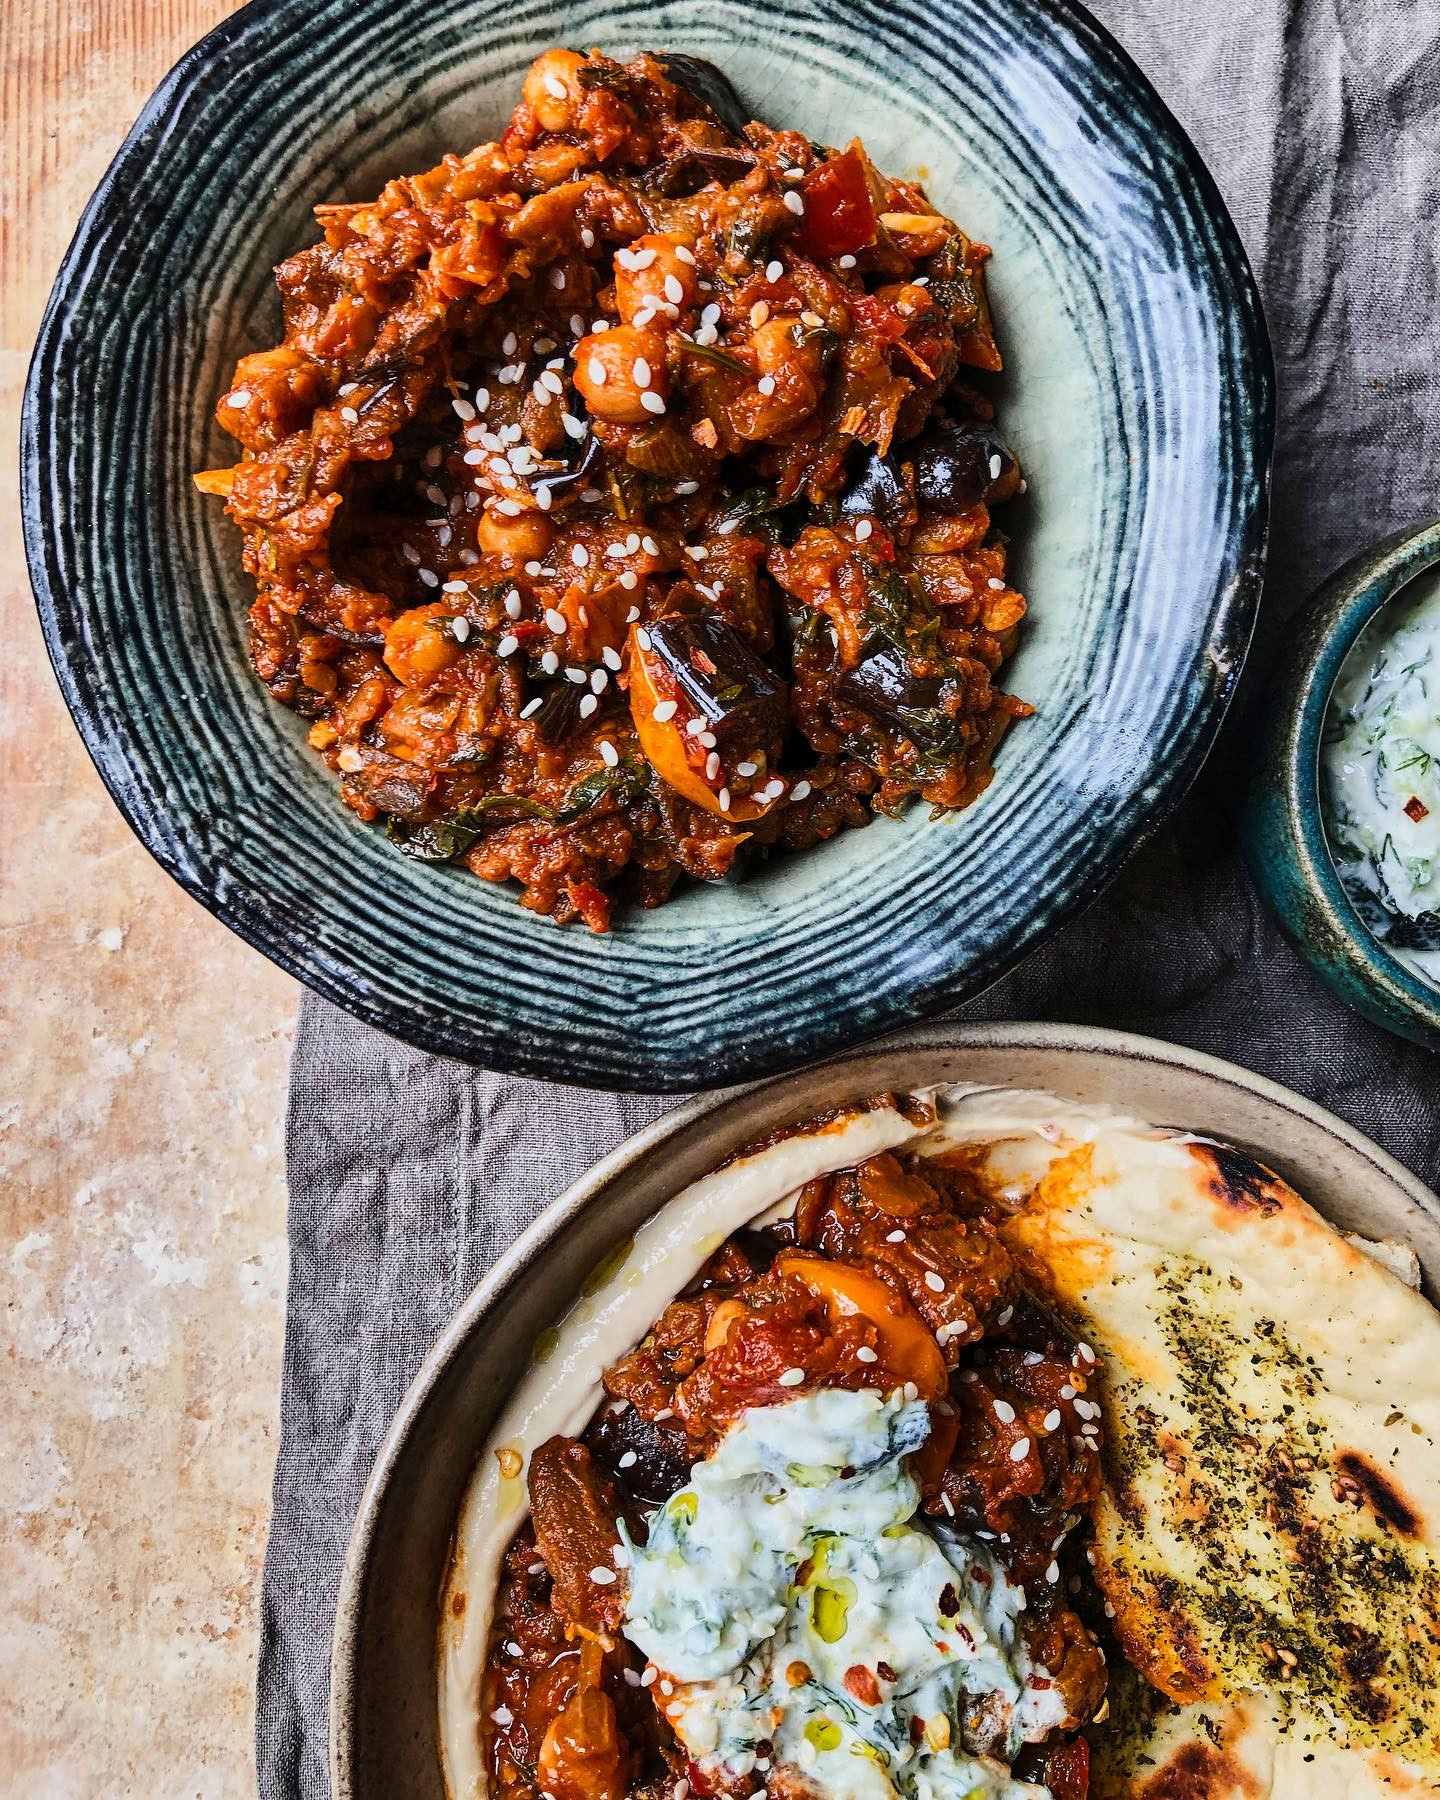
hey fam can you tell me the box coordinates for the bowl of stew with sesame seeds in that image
[24,0,1271,1086]
[198,49,1033,933]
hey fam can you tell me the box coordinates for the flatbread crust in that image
[932,1092,1440,1796]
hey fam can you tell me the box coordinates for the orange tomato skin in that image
[774,1251,946,1400]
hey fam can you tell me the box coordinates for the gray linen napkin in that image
[256,3,1440,1793]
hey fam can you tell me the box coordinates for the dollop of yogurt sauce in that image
[1323,573,1440,985]
[620,1389,1060,1800]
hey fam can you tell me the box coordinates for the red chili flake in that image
[843,1664,882,1706]
[1405,795,1430,822]
[796,148,877,260]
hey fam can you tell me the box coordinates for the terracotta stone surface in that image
[2,5,298,1790]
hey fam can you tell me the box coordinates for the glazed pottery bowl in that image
[23,0,1272,1090]
[1242,520,1440,1051]
[329,1019,1440,1798]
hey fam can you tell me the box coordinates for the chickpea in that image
[475,506,555,563]
[572,325,670,424]
[382,603,462,685]
[614,234,699,325]
[522,49,587,132]
[750,316,825,380]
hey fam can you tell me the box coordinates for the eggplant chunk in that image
[528,1437,628,1632]
[588,1405,694,1507]
[630,613,789,818]
[653,52,752,137]
[911,420,1018,512]
[644,614,788,757]
[835,644,954,748]
[836,444,913,528]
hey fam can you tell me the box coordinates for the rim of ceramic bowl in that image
[22,0,1273,1090]
[1264,518,1440,1040]
[328,1018,1438,1797]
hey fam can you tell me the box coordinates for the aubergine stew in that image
[199,51,1028,931]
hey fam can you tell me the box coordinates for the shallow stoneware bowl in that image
[23,0,1272,1089]
[329,1019,1440,1798]
[1242,519,1440,1051]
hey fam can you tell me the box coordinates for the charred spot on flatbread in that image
[1135,1739,1262,1799]
[1335,1450,1423,1538]
[1193,1144,1287,1218]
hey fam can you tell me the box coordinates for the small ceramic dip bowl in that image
[1243,518,1440,1049]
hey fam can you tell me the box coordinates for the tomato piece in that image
[1044,1737,1090,1800]
[797,148,877,260]
[775,1252,946,1400]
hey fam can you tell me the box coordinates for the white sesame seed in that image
[924,1271,945,1293]
[535,483,554,510]
[653,700,678,722]
[1077,1343,1096,1364]
[718,786,731,810]
[778,1367,806,1387]
[579,693,598,718]
[339,404,359,424]
[492,1705,514,1726]
[994,1399,1017,1423]
[1010,1438,1032,1461]
[495,632,521,658]
[1046,1561,1060,1585]
[227,388,253,406]
[1043,1409,1062,1432]
[675,479,699,495]
[442,578,467,593]
[452,397,476,422]
[625,605,641,622]
[838,253,857,269]
[494,497,522,516]
[640,391,666,414]
[855,518,874,541]
[599,739,619,767]
[704,752,721,781]
[674,244,696,265]
[544,609,566,634]
[737,761,757,777]
[418,568,439,587]
[618,1449,638,1468]
[641,534,659,556]
[632,357,652,388]
[633,247,657,269]
[540,650,559,674]
[538,370,563,396]
[424,484,446,506]
[561,413,586,440]
[989,453,1003,480]
[520,696,544,718]
[750,300,770,328]
[856,1345,878,1364]
[550,267,567,290]
[756,374,776,396]
[591,668,608,694]
[580,226,595,249]
[543,73,567,98]
[602,646,622,670]
[591,318,609,333]
[783,190,805,215]
[663,273,684,304]
[790,779,812,801]
[886,1229,906,1243]
[716,517,738,535]
[565,666,587,685]
[635,628,652,651]
[502,331,518,356]
[572,544,589,567]
[451,617,472,642]
[586,356,609,386]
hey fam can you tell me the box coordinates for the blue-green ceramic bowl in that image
[1242,520,1440,1051]
[22,0,1272,1091]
